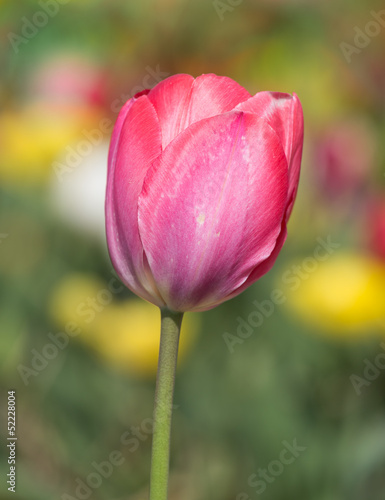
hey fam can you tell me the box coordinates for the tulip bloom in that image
[106,73,303,312]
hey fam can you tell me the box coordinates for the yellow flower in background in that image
[49,273,199,377]
[282,252,385,337]
[49,273,105,335]
[91,301,197,377]
[0,104,100,186]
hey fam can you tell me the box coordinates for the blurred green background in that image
[1,1,385,499]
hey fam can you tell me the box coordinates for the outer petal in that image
[147,73,251,149]
[221,93,304,306]
[236,92,304,215]
[107,97,134,169]
[106,95,165,306]
[138,111,288,312]
[221,223,287,308]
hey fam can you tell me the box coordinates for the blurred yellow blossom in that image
[0,104,100,186]
[49,273,105,335]
[91,300,198,377]
[49,273,199,376]
[282,252,385,336]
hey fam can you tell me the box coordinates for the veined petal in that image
[222,222,288,307]
[147,73,251,149]
[138,111,288,312]
[285,93,304,216]
[107,97,135,169]
[236,92,304,214]
[146,74,194,149]
[187,73,251,126]
[106,95,165,306]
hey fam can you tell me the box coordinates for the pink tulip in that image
[106,74,303,312]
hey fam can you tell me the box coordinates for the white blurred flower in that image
[50,141,109,246]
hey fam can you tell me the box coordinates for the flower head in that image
[106,74,303,312]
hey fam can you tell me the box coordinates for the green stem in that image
[149,308,184,500]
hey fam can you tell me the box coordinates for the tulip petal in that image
[222,223,287,308]
[146,74,194,149]
[236,92,304,215]
[138,111,288,311]
[147,73,251,149]
[107,97,134,169]
[106,95,165,306]
[187,73,251,124]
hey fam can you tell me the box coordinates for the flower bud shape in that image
[106,74,303,312]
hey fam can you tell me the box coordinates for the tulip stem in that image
[149,308,184,500]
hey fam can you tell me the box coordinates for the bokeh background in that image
[1,1,385,499]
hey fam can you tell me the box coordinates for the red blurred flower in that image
[313,119,375,200]
[30,55,108,109]
[366,195,385,260]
